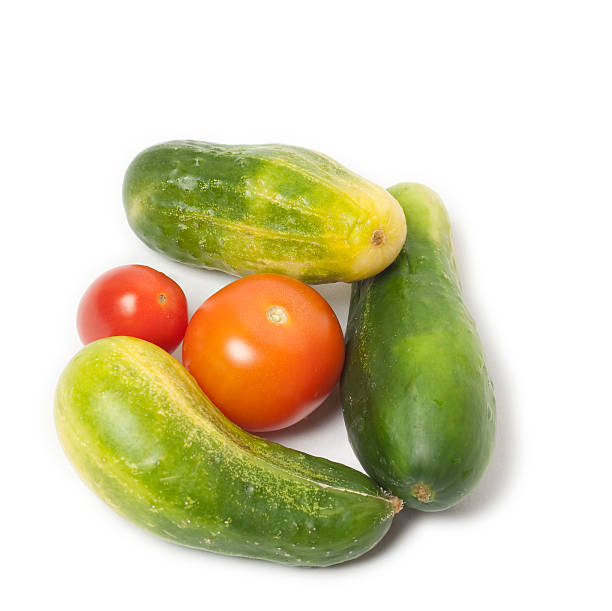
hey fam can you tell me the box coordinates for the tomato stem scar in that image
[266,305,288,325]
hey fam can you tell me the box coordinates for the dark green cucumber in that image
[55,337,401,566]
[341,183,495,511]
[123,140,406,284]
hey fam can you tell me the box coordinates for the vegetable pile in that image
[56,140,495,566]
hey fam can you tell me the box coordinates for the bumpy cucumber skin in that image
[341,183,495,511]
[55,337,399,566]
[123,141,406,284]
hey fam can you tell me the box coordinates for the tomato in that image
[77,265,188,352]
[182,274,345,432]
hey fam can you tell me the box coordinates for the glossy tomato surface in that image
[182,274,345,432]
[77,265,188,352]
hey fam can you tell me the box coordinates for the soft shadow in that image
[443,344,514,517]
[438,220,516,517]
[263,385,343,445]
[311,282,352,329]
[324,507,418,570]
[159,512,415,571]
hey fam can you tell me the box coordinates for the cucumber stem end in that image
[411,482,434,504]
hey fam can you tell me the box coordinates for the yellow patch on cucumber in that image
[346,192,407,283]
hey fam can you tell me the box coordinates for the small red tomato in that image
[182,274,345,432]
[77,265,188,352]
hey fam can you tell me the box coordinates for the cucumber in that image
[55,337,401,566]
[123,141,406,284]
[340,183,495,511]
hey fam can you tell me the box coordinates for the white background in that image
[3,1,611,609]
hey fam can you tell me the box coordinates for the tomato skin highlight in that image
[77,265,188,352]
[182,274,345,432]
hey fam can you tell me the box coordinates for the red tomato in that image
[77,265,188,352]
[182,274,345,432]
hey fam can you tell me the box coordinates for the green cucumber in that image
[55,337,401,566]
[123,141,406,284]
[340,183,495,511]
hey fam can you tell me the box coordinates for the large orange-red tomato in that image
[77,265,188,352]
[182,274,345,432]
